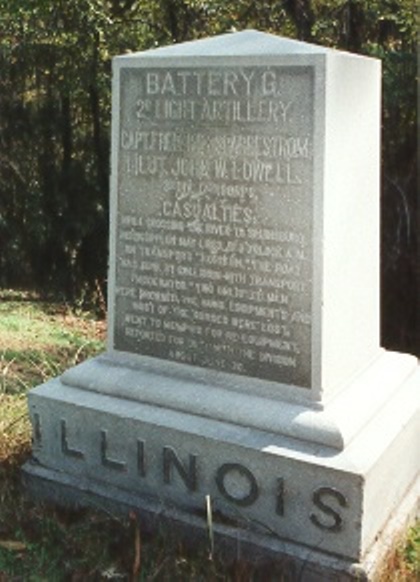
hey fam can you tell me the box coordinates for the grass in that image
[376,524,419,581]
[0,289,105,396]
[0,289,419,580]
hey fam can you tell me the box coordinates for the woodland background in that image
[0,0,417,355]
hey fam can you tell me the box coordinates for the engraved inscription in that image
[276,478,285,516]
[33,412,41,444]
[50,414,349,534]
[310,487,348,532]
[115,65,314,387]
[60,419,84,459]
[100,429,126,472]
[215,462,260,506]
[137,439,146,476]
[163,446,198,492]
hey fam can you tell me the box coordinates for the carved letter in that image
[100,430,126,472]
[215,463,259,507]
[137,439,146,477]
[146,72,159,94]
[310,487,347,532]
[276,478,285,516]
[61,419,84,459]
[33,412,41,444]
[262,70,276,96]
[163,446,197,492]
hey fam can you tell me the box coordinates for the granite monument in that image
[23,31,419,580]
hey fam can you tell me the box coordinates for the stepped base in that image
[23,354,419,580]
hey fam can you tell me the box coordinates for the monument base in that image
[22,461,419,581]
[23,353,419,581]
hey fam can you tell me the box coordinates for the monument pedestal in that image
[23,350,419,580]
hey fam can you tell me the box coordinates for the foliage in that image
[0,0,417,352]
[377,520,420,581]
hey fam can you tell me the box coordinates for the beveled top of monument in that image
[116,29,338,59]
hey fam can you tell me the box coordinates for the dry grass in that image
[0,394,31,463]
[376,523,419,581]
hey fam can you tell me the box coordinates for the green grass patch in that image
[0,289,105,395]
[404,524,420,570]
[0,291,418,580]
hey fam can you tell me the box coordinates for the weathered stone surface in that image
[114,63,314,388]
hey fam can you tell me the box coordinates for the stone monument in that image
[23,30,419,579]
